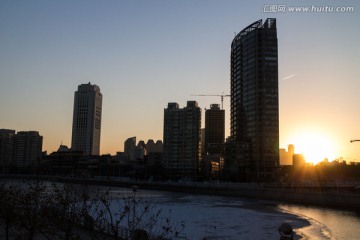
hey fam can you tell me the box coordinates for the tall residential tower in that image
[163,101,201,179]
[0,129,43,167]
[205,104,225,155]
[14,131,43,166]
[71,83,102,155]
[229,18,279,181]
[0,129,16,165]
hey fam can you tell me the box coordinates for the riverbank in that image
[2,174,360,212]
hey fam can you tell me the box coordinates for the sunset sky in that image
[1,0,359,164]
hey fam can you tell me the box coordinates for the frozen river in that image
[3,179,360,239]
[107,187,360,240]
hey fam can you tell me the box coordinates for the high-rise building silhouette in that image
[280,144,295,166]
[163,101,201,179]
[288,144,294,156]
[146,139,163,166]
[71,82,102,155]
[0,129,43,166]
[145,139,163,154]
[14,131,43,166]
[205,104,225,155]
[124,137,136,161]
[0,129,16,165]
[228,18,279,181]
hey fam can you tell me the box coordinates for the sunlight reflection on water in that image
[279,204,360,240]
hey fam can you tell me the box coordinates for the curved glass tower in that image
[229,18,279,181]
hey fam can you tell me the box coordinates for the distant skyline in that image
[1,1,360,163]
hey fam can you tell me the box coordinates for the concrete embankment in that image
[2,175,360,212]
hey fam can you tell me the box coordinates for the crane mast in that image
[191,93,230,109]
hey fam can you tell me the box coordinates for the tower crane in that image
[191,93,230,110]
[350,139,360,143]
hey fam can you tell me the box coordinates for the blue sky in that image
[1,0,360,162]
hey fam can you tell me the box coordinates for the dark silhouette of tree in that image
[0,180,187,240]
[0,182,22,240]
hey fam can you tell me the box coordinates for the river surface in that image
[278,204,360,240]
[3,180,360,239]
[105,187,360,239]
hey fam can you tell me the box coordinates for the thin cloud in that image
[282,73,297,80]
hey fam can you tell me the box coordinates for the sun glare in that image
[290,131,337,165]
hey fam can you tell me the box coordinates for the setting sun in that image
[288,131,338,165]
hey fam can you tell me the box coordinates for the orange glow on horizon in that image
[286,130,338,165]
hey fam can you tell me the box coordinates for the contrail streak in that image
[282,73,297,80]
